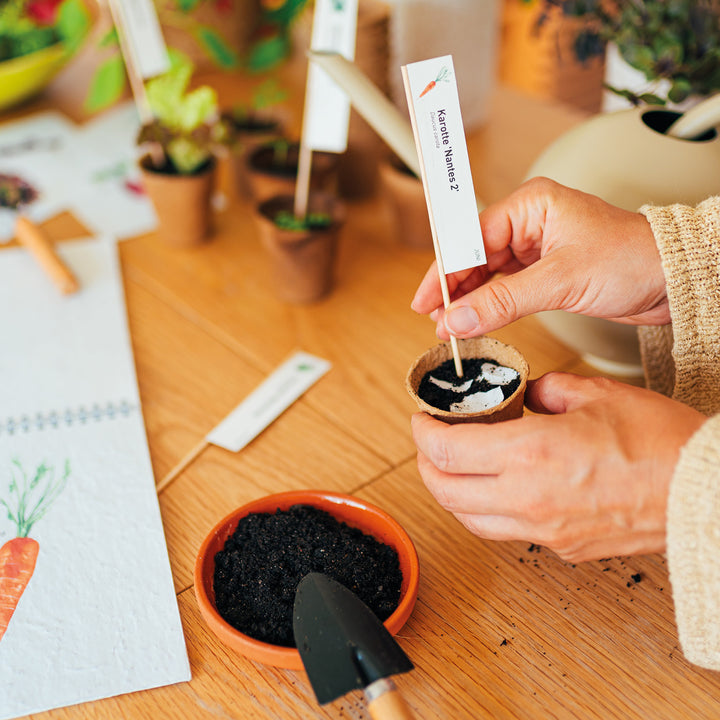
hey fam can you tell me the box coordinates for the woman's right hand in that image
[411,178,670,340]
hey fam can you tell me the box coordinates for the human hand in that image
[411,373,705,562]
[411,178,669,340]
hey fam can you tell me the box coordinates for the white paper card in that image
[112,0,170,79]
[403,55,486,274]
[0,113,77,242]
[0,238,190,720]
[302,0,359,153]
[68,103,158,239]
[207,352,331,453]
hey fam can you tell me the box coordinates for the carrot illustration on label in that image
[0,459,70,643]
[419,66,452,97]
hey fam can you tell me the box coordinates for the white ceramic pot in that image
[526,105,720,375]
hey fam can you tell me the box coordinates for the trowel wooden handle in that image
[15,216,79,295]
[365,678,414,719]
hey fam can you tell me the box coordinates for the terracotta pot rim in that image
[194,489,420,670]
[406,337,529,422]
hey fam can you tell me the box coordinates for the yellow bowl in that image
[0,44,69,113]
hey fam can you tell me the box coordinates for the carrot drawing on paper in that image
[0,459,70,643]
[419,66,453,98]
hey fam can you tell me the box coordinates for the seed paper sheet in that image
[0,104,158,242]
[0,237,190,720]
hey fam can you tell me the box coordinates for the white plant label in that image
[302,0,359,153]
[402,55,486,274]
[206,352,331,453]
[112,0,170,80]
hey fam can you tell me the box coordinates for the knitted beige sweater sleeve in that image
[639,197,720,670]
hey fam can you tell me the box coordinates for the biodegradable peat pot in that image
[194,490,420,670]
[139,156,215,248]
[254,193,344,304]
[224,112,285,199]
[379,158,433,250]
[406,337,529,424]
[246,141,337,202]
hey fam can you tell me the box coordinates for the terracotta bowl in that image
[406,336,529,424]
[194,490,420,669]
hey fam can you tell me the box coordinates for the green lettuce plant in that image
[136,54,233,175]
[527,0,720,106]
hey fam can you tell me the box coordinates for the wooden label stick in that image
[15,217,79,295]
[295,0,358,218]
[107,0,169,166]
[401,56,487,377]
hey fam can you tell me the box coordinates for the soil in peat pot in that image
[418,357,521,413]
[213,504,403,647]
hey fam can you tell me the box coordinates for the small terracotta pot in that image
[194,490,420,670]
[406,337,529,424]
[379,158,433,250]
[254,193,344,304]
[224,112,285,199]
[246,141,337,202]
[139,156,215,248]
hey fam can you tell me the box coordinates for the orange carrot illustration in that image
[0,460,70,643]
[419,66,452,97]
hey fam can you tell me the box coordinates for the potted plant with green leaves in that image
[245,137,337,203]
[252,190,344,304]
[136,54,232,248]
[529,0,720,109]
[222,77,289,198]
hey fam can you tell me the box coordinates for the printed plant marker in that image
[206,352,331,453]
[109,0,169,81]
[156,352,331,492]
[0,459,70,643]
[301,0,359,154]
[402,54,486,275]
[402,54,487,377]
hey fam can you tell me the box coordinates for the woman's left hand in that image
[411,372,706,562]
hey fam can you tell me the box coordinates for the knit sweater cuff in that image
[640,199,720,414]
[667,415,720,670]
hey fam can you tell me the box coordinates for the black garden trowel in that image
[293,573,415,719]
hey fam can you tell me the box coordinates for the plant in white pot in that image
[529,0,720,109]
[137,54,232,248]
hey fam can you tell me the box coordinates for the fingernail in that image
[445,306,480,335]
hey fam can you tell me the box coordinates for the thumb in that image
[443,260,564,337]
[526,372,618,415]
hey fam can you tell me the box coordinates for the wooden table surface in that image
[7,52,720,720]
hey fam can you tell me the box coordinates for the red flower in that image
[25,0,64,26]
[214,0,233,13]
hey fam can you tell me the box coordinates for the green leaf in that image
[85,54,127,112]
[246,34,290,73]
[167,138,209,174]
[195,25,238,69]
[176,86,217,132]
[175,0,201,11]
[637,92,666,106]
[668,79,692,104]
[98,27,119,48]
[56,0,91,53]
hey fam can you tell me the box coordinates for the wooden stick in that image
[400,65,463,377]
[294,141,313,219]
[107,0,164,167]
[156,438,209,493]
[15,217,79,295]
[308,52,420,178]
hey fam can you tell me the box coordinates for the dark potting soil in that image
[418,357,521,412]
[213,504,403,647]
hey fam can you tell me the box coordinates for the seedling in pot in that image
[136,54,233,175]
